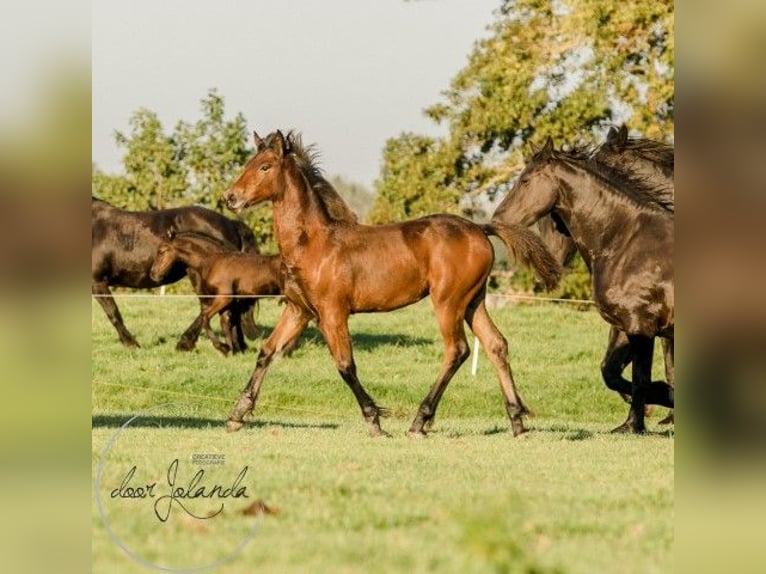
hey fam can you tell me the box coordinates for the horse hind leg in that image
[465,298,530,437]
[317,310,390,438]
[93,281,140,348]
[408,308,470,438]
[226,302,311,432]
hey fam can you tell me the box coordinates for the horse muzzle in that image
[223,189,245,212]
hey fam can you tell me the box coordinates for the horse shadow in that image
[91,413,339,431]
[475,423,673,440]
[246,324,433,353]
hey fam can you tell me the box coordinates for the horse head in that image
[224,130,288,212]
[151,230,178,282]
[491,136,561,228]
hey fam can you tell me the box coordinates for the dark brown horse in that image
[92,196,259,349]
[492,137,674,433]
[222,130,561,437]
[150,230,283,355]
[537,128,675,424]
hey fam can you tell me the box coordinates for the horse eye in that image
[260,164,271,172]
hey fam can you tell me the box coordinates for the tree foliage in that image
[371,0,674,223]
[92,90,274,247]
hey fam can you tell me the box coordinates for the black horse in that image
[536,128,675,424]
[92,196,259,349]
[493,138,674,433]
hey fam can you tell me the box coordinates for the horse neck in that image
[549,161,644,257]
[271,158,334,255]
[169,240,212,271]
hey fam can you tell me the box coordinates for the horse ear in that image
[617,125,628,145]
[540,136,555,157]
[271,130,286,159]
[253,130,265,149]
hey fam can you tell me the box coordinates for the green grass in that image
[92,296,673,573]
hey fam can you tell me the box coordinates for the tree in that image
[93,108,187,211]
[371,0,674,223]
[92,90,275,246]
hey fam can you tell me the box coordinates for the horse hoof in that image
[225,420,244,433]
[368,427,391,438]
[176,341,195,352]
[407,430,428,440]
[610,423,645,434]
[124,340,141,349]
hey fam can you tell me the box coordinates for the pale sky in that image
[92,0,499,189]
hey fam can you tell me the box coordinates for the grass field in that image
[92,295,673,573]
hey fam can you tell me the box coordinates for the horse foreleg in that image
[466,299,530,437]
[226,302,311,432]
[602,327,674,414]
[318,311,390,438]
[220,310,236,354]
[601,327,634,399]
[658,338,675,425]
[612,335,655,433]
[92,281,140,348]
[177,313,203,351]
[178,274,206,350]
[202,297,233,356]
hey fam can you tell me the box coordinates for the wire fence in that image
[91,292,596,305]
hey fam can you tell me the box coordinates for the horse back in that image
[294,215,493,313]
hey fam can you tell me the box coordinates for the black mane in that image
[535,147,675,214]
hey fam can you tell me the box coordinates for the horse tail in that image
[480,222,562,291]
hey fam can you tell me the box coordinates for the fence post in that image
[471,336,480,376]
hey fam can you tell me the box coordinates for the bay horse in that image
[537,127,675,424]
[92,196,259,349]
[492,137,674,433]
[222,130,561,438]
[150,230,283,356]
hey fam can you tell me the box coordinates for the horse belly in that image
[350,263,428,312]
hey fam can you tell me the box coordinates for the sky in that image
[92,0,499,190]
